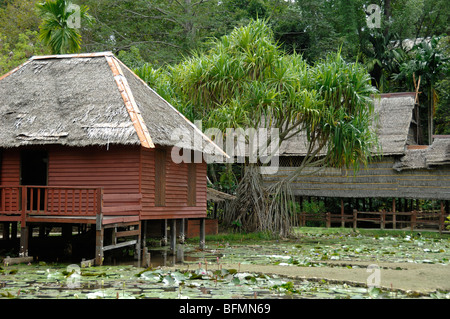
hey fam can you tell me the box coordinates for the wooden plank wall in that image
[263,157,450,200]
[0,149,20,211]
[0,148,20,185]
[47,145,141,215]
[140,147,207,220]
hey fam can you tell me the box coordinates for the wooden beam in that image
[2,256,33,265]
[106,55,154,149]
[116,229,140,238]
[103,240,137,252]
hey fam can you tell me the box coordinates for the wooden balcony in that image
[0,186,141,225]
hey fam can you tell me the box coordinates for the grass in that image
[186,226,450,245]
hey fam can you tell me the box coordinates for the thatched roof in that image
[0,52,226,157]
[279,92,416,157]
[393,137,450,171]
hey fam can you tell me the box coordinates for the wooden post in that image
[2,222,10,240]
[95,188,104,266]
[199,218,205,250]
[170,219,176,253]
[142,220,147,252]
[142,247,151,268]
[392,198,396,230]
[353,209,357,229]
[381,210,385,230]
[341,199,345,228]
[326,212,331,228]
[161,219,168,246]
[439,200,445,234]
[19,227,28,257]
[179,218,185,244]
[411,210,416,231]
[135,222,141,262]
[95,213,103,266]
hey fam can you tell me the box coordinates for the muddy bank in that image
[211,261,450,293]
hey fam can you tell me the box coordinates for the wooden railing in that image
[296,208,449,233]
[0,186,103,219]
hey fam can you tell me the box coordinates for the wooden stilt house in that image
[0,52,225,265]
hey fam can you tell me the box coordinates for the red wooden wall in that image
[0,145,207,220]
[140,146,207,220]
[0,148,20,185]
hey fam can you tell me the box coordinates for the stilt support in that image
[161,219,168,246]
[170,219,176,253]
[19,226,29,257]
[199,218,205,250]
[95,213,104,266]
[179,218,185,244]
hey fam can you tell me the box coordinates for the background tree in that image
[0,0,49,74]
[36,0,93,54]
[393,36,449,144]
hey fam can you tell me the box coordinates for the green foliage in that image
[117,46,145,69]
[302,200,326,215]
[0,30,49,75]
[36,0,93,54]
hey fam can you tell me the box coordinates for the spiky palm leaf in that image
[36,0,93,54]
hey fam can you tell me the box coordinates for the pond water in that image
[1,231,449,299]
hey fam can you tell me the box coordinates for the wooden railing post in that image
[20,186,27,226]
[353,209,357,229]
[381,210,386,230]
[326,212,331,228]
[439,201,445,234]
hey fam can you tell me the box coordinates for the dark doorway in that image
[20,150,48,186]
[21,150,48,211]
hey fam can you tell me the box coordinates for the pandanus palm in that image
[36,0,93,54]
[138,20,379,236]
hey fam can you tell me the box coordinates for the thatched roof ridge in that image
[278,93,416,157]
[0,52,226,157]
